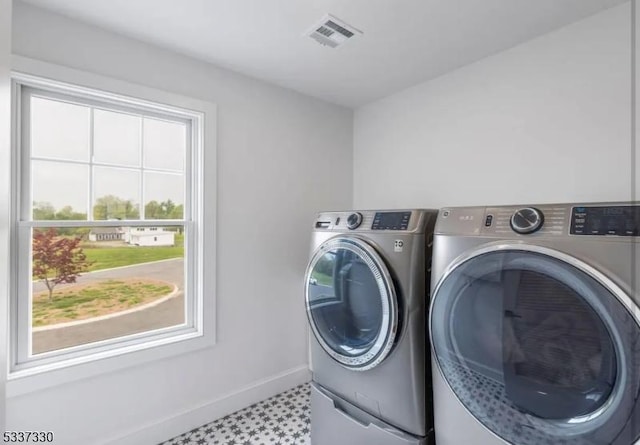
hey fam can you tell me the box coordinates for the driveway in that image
[33,258,184,293]
[32,258,185,354]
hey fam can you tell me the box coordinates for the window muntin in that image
[13,79,202,373]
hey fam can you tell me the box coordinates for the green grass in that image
[32,278,172,326]
[311,271,332,286]
[33,233,184,278]
[82,233,184,272]
[83,245,183,271]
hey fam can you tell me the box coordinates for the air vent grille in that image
[305,14,362,48]
[316,26,334,37]
[325,20,354,38]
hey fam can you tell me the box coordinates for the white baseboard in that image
[103,365,312,445]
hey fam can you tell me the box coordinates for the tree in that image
[145,200,183,219]
[161,199,176,217]
[55,205,87,221]
[93,195,139,220]
[32,201,56,221]
[32,228,91,301]
[144,200,162,219]
[169,204,183,219]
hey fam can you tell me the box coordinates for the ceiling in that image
[19,0,628,108]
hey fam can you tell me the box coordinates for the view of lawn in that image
[32,232,184,327]
[82,233,184,272]
[32,278,173,327]
[311,271,332,286]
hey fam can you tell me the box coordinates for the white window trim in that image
[7,56,217,397]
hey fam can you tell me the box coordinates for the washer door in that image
[430,245,640,445]
[305,236,398,371]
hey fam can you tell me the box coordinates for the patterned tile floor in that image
[160,383,311,445]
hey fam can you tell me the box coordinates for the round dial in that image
[346,212,363,230]
[510,207,544,234]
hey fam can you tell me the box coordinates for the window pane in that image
[32,160,88,220]
[143,118,186,171]
[93,109,141,167]
[144,172,184,219]
[31,96,89,161]
[93,167,140,220]
[31,225,185,354]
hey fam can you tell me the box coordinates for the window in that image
[10,73,207,375]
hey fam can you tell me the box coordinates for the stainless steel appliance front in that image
[306,209,437,445]
[430,203,640,445]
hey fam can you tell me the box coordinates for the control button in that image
[347,212,363,230]
[485,215,493,227]
[510,207,544,234]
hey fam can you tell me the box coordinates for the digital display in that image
[372,212,411,230]
[571,206,640,236]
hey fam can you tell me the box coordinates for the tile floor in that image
[160,383,311,445]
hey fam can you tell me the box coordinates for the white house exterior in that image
[88,227,124,242]
[124,227,175,246]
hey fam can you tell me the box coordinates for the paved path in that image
[33,259,185,354]
[33,258,184,293]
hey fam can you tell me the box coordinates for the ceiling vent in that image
[305,14,362,48]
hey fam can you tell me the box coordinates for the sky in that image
[30,96,186,217]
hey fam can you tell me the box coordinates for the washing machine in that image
[429,203,640,445]
[305,209,437,445]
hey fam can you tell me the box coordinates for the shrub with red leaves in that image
[32,228,91,301]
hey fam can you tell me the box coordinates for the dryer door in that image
[430,245,640,445]
[305,236,398,371]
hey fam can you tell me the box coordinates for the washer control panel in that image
[571,206,640,236]
[346,212,363,230]
[510,207,545,234]
[314,210,429,233]
[372,211,411,230]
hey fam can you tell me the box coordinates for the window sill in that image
[7,326,214,397]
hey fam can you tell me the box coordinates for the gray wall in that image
[0,0,11,434]
[9,2,353,444]
[354,3,634,209]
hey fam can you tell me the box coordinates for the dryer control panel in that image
[571,205,640,236]
[313,210,435,233]
[436,203,640,239]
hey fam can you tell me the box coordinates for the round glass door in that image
[305,237,398,371]
[430,246,640,444]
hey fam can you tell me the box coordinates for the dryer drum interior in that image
[305,237,398,371]
[430,246,640,445]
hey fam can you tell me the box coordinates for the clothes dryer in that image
[429,203,640,445]
[305,209,437,445]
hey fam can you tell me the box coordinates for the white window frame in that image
[8,57,216,395]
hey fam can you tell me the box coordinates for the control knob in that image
[346,212,363,230]
[510,207,544,234]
